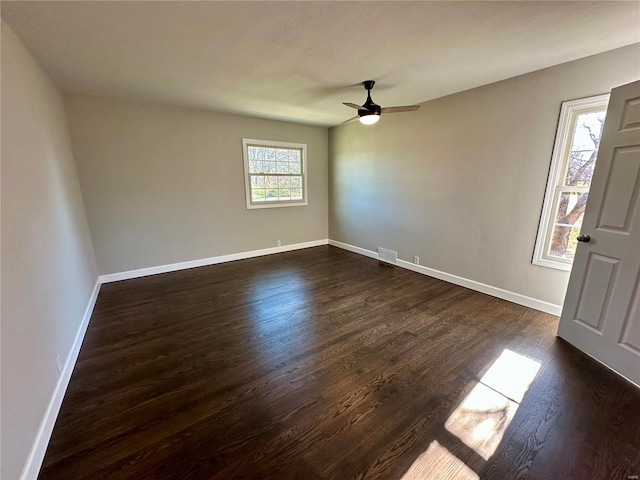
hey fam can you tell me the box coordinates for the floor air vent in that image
[378,247,398,264]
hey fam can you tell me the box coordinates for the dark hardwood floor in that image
[40,246,640,479]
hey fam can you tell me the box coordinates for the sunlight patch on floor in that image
[400,440,479,480]
[480,349,541,403]
[445,349,541,460]
[401,349,541,478]
[444,382,518,460]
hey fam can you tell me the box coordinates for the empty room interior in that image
[2,1,640,479]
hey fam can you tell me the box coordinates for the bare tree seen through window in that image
[549,111,606,258]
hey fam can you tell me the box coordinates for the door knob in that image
[577,234,591,243]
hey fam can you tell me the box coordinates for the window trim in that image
[532,93,609,271]
[242,138,308,209]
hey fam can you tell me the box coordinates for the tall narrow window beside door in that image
[533,94,609,271]
[242,138,307,209]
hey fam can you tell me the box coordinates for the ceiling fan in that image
[343,80,420,125]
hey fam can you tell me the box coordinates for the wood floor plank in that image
[39,246,640,479]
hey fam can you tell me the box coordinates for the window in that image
[533,94,609,271]
[242,138,307,209]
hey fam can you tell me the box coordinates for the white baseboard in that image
[328,239,379,260]
[20,279,101,480]
[328,239,562,316]
[100,239,329,283]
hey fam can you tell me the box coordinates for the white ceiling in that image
[2,1,639,127]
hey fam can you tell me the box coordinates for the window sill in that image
[532,257,573,272]
[247,201,307,210]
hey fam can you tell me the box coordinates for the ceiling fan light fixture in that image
[342,80,419,125]
[359,113,380,125]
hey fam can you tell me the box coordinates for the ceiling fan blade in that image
[380,105,420,113]
[341,115,359,125]
[343,102,369,111]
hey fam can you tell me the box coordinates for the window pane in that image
[290,149,301,160]
[264,175,278,188]
[565,150,596,187]
[555,191,588,223]
[548,191,588,259]
[264,175,278,200]
[265,189,277,200]
[278,189,291,200]
[289,161,301,174]
[276,148,289,162]
[248,146,260,161]
[265,147,276,161]
[548,225,582,259]
[250,175,265,188]
[276,161,290,174]
[564,110,606,186]
[263,161,277,174]
[247,147,302,174]
[290,177,303,200]
[251,188,266,202]
[278,177,291,189]
[570,111,606,151]
[290,177,301,190]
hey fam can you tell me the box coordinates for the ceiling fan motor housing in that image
[360,80,381,117]
[359,104,381,116]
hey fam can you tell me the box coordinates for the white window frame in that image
[242,138,308,209]
[533,94,609,271]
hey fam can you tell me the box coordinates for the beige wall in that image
[1,23,98,479]
[63,94,329,275]
[329,44,640,307]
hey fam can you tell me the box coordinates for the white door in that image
[558,80,640,385]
